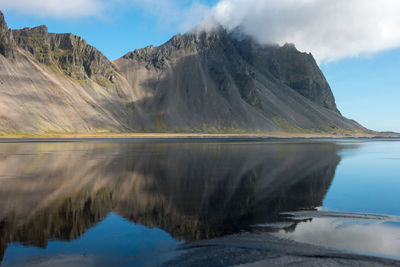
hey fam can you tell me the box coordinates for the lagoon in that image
[0,139,399,266]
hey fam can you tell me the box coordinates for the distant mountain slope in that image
[0,12,137,133]
[0,11,368,134]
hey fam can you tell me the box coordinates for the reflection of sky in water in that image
[322,141,400,217]
[275,217,400,260]
[2,213,181,266]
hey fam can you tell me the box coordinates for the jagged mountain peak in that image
[123,25,230,59]
[8,23,118,84]
[16,25,48,35]
[121,26,236,73]
[0,11,14,58]
[0,11,7,32]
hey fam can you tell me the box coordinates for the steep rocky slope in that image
[0,11,367,134]
[0,12,137,133]
[115,27,364,133]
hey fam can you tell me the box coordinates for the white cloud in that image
[179,2,211,32]
[205,0,400,63]
[0,0,210,28]
[3,0,400,63]
[0,0,105,18]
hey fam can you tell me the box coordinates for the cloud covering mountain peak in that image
[206,0,400,63]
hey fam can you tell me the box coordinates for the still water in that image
[0,139,399,266]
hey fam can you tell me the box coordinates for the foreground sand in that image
[165,211,400,266]
[164,232,400,267]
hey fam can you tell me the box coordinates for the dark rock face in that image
[115,28,364,132]
[121,29,338,112]
[232,37,340,113]
[12,26,51,63]
[11,25,117,85]
[0,11,15,58]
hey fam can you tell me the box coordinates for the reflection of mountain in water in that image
[0,141,348,261]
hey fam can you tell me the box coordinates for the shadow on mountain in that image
[0,141,355,262]
[113,29,365,133]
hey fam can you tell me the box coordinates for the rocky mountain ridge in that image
[11,25,117,84]
[115,28,363,132]
[0,11,14,58]
[0,11,369,134]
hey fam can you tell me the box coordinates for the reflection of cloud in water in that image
[28,254,95,267]
[275,218,400,259]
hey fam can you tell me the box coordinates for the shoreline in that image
[0,132,395,139]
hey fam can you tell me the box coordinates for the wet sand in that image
[164,211,400,267]
[164,232,400,266]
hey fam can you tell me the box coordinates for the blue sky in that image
[1,0,399,132]
[321,49,400,133]
[2,1,219,60]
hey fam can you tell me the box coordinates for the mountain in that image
[0,11,368,134]
[0,12,134,133]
